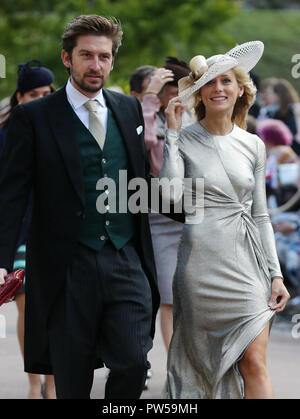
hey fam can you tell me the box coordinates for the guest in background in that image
[248,70,261,118]
[259,77,279,107]
[257,118,300,304]
[246,114,257,134]
[0,59,56,399]
[258,79,300,155]
[130,65,156,103]
[257,118,298,199]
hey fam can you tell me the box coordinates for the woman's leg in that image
[15,293,41,399]
[238,323,274,399]
[160,304,173,351]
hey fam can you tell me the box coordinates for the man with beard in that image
[0,15,160,399]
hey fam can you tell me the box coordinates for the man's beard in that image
[71,69,105,93]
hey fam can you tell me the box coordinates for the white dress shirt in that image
[65,78,108,133]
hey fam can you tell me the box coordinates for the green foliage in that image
[244,0,300,9]
[2,2,299,100]
[220,9,300,91]
[0,0,238,98]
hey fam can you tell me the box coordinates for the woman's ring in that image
[161,74,166,79]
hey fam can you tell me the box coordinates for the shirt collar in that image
[66,78,106,110]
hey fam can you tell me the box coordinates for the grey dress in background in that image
[160,123,283,399]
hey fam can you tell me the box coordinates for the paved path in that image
[0,302,299,399]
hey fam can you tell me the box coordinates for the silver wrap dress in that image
[159,123,283,399]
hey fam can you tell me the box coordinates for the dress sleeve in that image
[251,137,283,279]
[159,128,185,203]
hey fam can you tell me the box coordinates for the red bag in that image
[0,269,25,306]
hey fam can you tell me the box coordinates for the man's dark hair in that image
[163,56,190,86]
[249,70,260,90]
[129,65,156,93]
[62,14,123,58]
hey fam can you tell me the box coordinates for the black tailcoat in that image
[0,87,163,373]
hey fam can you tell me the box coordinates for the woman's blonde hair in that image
[194,66,257,129]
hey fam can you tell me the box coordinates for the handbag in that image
[0,269,25,306]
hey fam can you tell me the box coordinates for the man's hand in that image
[0,268,8,285]
[0,268,14,303]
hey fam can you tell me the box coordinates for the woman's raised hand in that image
[165,96,186,131]
[145,67,174,96]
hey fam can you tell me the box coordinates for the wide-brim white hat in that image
[179,40,264,106]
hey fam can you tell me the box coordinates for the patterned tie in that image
[84,100,106,150]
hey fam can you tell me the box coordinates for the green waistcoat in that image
[73,108,135,251]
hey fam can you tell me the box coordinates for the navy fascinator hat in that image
[17,59,54,94]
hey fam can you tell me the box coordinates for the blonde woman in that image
[160,41,290,399]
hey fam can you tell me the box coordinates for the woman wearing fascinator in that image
[160,41,290,399]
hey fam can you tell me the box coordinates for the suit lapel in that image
[44,86,84,206]
[103,89,142,177]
